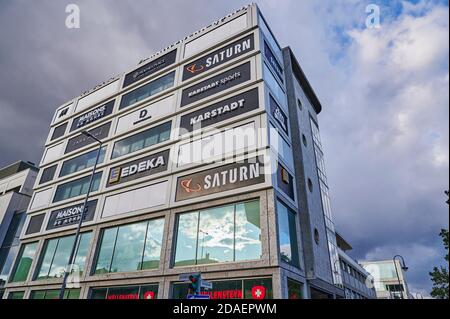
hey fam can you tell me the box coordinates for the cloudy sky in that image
[0,0,448,297]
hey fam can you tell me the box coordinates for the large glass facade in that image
[93,218,164,274]
[277,201,299,267]
[309,118,342,286]
[0,212,26,286]
[172,277,273,299]
[90,284,158,299]
[59,147,106,177]
[119,71,175,110]
[10,242,38,282]
[111,121,171,159]
[53,172,102,203]
[35,232,92,280]
[174,200,261,267]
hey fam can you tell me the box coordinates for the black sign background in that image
[123,50,177,88]
[179,88,259,134]
[70,100,115,132]
[46,200,97,230]
[175,156,265,201]
[180,62,251,108]
[264,41,284,83]
[107,149,170,187]
[269,95,288,135]
[182,34,254,81]
[65,122,111,154]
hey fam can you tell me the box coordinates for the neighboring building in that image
[3,4,346,299]
[361,260,410,299]
[335,233,376,299]
[0,161,38,298]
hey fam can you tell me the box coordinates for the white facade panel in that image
[102,181,168,218]
[115,95,175,135]
[184,14,248,58]
[41,143,64,165]
[177,122,257,167]
[76,80,120,113]
[30,188,53,210]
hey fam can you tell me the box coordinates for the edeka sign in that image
[182,34,254,81]
[269,95,288,135]
[175,156,265,201]
[180,62,251,107]
[46,200,97,230]
[264,41,284,83]
[179,88,259,134]
[65,122,111,154]
[70,100,114,132]
[107,149,170,187]
[123,50,177,88]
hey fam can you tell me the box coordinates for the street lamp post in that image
[392,255,408,299]
[59,131,103,299]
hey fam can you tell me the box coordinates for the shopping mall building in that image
[2,4,370,299]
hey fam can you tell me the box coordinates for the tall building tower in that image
[0,161,38,298]
[2,4,345,299]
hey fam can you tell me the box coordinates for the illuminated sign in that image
[264,41,284,83]
[175,156,265,201]
[70,100,115,132]
[107,149,170,187]
[179,88,259,134]
[182,34,254,81]
[65,122,111,154]
[123,50,177,88]
[46,200,97,230]
[180,62,251,107]
[269,95,288,135]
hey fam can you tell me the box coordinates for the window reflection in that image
[94,218,165,274]
[174,200,261,266]
[277,200,299,267]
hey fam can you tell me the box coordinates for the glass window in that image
[8,291,25,299]
[174,200,261,267]
[51,122,68,141]
[119,71,175,110]
[29,289,80,299]
[39,165,57,184]
[264,64,285,107]
[111,121,171,159]
[35,233,91,280]
[90,284,158,299]
[243,278,273,299]
[59,147,106,177]
[93,218,165,275]
[258,14,282,60]
[0,212,26,285]
[10,242,38,282]
[53,172,102,203]
[277,200,299,267]
[110,222,147,273]
[287,279,303,299]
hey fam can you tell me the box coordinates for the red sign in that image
[107,293,139,300]
[143,291,155,299]
[251,286,266,300]
[200,290,243,299]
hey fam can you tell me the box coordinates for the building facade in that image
[2,4,345,299]
[335,233,376,299]
[361,260,411,299]
[0,161,38,298]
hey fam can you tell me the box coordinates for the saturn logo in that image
[180,179,202,193]
[186,63,205,74]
